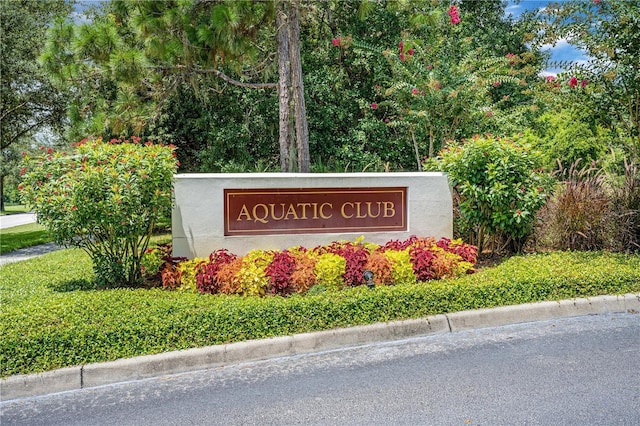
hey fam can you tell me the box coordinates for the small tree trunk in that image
[428,127,435,159]
[276,1,293,172]
[410,128,421,171]
[288,0,310,172]
[0,174,5,213]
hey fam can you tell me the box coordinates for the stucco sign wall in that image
[172,172,452,258]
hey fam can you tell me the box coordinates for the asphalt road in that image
[0,213,36,229]
[2,312,639,425]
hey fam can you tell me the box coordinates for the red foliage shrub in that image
[316,241,370,286]
[195,249,238,294]
[436,237,478,264]
[409,245,436,281]
[265,250,296,295]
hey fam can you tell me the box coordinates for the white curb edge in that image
[2,293,639,402]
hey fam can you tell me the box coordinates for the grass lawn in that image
[0,205,28,216]
[1,247,639,378]
[0,223,52,254]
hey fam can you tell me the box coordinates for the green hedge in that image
[1,249,639,377]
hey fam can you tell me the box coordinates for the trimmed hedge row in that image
[1,249,639,377]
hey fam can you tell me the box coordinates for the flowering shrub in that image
[159,236,477,297]
[447,4,461,25]
[431,134,552,253]
[19,137,178,287]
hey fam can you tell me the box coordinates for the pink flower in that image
[447,5,461,25]
[331,38,340,47]
[569,76,578,88]
[426,64,433,70]
[581,79,588,87]
[407,48,415,56]
[487,111,494,117]
[593,0,601,3]
[411,88,419,95]
[19,167,26,176]
[399,52,405,62]
[398,41,404,53]
[506,53,515,58]
[370,102,378,109]
[545,75,556,82]
[493,81,501,87]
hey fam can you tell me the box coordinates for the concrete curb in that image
[2,293,638,402]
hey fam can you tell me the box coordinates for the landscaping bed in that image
[1,248,639,378]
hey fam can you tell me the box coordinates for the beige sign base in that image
[172,172,452,258]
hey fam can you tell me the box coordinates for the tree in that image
[538,0,640,159]
[0,0,72,211]
[537,0,640,252]
[41,0,310,172]
[355,2,541,168]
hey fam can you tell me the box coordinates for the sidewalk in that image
[0,242,63,266]
[1,293,639,401]
[0,212,36,229]
[0,213,62,266]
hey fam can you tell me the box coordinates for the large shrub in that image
[19,137,178,287]
[429,134,551,253]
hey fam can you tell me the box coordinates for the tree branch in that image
[149,65,277,89]
[200,69,278,89]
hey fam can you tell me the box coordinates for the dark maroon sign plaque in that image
[224,187,407,236]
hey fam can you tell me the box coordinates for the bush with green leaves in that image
[19,137,178,287]
[428,134,551,253]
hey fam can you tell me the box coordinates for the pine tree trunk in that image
[276,1,293,172]
[288,0,310,172]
